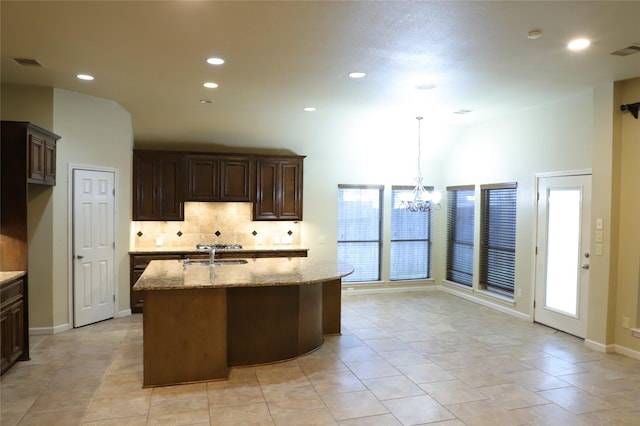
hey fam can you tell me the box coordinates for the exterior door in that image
[534,174,591,338]
[73,169,116,327]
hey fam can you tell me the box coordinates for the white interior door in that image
[73,169,116,327]
[534,174,591,338]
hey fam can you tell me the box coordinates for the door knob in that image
[584,252,590,258]
[581,264,590,270]
[76,255,84,259]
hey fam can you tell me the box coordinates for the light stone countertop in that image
[0,271,26,286]
[133,258,353,291]
[129,245,308,255]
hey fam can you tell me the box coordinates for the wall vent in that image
[610,44,640,57]
[12,57,44,67]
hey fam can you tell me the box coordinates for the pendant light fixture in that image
[400,116,441,212]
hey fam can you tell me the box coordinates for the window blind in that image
[479,183,517,294]
[390,186,432,280]
[446,185,475,286]
[337,185,383,282]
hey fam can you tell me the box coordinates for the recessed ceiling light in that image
[416,83,436,91]
[568,38,591,51]
[77,74,94,81]
[206,57,225,65]
[303,107,316,112]
[348,72,366,79]
[200,99,214,104]
[203,82,219,89]
[454,109,472,115]
[527,30,542,40]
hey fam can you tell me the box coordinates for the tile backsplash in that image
[131,202,301,249]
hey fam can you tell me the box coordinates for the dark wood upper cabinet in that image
[254,156,304,221]
[133,150,185,221]
[2,121,59,186]
[133,150,303,221]
[186,155,253,202]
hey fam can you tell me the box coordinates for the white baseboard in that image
[342,285,438,295]
[117,309,132,317]
[440,285,531,321]
[30,323,71,335]
[612,344,640,360]
[584,339,614,353]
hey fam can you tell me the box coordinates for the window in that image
[446,185,475,286]
[479,183,517,296]
[337,185,383,282]
[390,186,432,280]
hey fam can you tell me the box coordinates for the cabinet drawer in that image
[131,254,181,269]
[0,278,24,309]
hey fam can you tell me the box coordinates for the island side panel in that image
[227,285,301,366]
[142,288,228,386]
[322,279,342,335]
[297,282,323,355]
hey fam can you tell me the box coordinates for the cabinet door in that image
[28,133,46,182]
[254,159,279,220]
[8,300,24,364]
[0,307,10,373]
[44,139,56,184]
[187,155,220,201]
[159,157,185,220]
[133,152,185,221]
[133,154,161,220]
[221,156,253,201]
[280,159,303,220]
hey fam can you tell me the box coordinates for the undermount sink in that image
[184,259,249,267]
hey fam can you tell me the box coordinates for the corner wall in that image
[436,92,594,319]
[52,89,133,328]
[611,78,640,355]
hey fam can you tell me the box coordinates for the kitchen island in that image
[133,257,353,387]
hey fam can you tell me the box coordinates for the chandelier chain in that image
[416,116,423,180]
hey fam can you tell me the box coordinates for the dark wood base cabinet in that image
[1,275,29,375]
[140,279,340,387]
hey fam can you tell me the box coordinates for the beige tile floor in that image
[2,291,640,425]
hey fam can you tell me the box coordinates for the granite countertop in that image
[129,245,309,255]
[0,271,27,286]
[133,258,353,291]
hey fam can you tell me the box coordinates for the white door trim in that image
[68,164,119,327]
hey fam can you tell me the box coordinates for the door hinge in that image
[113,294,116,302]
[535,246,538,255]
[533,300,536,308]
[113,242,115,249]
[113,188,116,196]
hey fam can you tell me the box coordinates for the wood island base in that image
[140,278,342,387]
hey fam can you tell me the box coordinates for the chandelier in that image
[400,117,441,212]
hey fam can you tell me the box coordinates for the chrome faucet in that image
[209,246,216,265]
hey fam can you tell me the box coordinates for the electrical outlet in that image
[622,316,630,329]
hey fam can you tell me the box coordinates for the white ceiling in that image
[2,1,639,149]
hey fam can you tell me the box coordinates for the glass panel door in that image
[534,174,591,338]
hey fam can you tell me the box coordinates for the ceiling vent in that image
[12,57,44,67]
[610,44,640,57]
